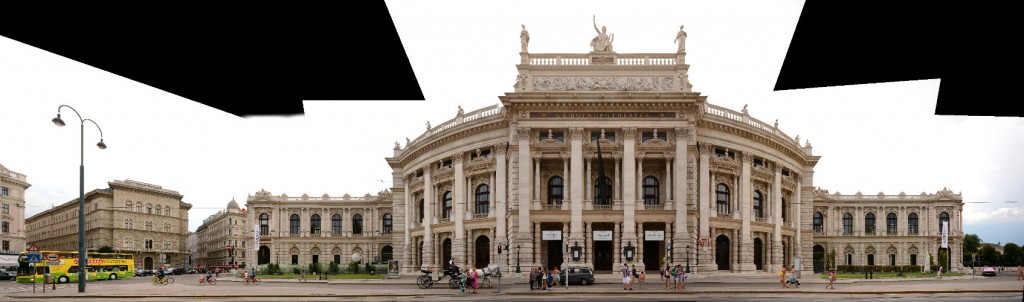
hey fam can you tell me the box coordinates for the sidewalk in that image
[6,273,1021,299]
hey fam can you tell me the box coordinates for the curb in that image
[9,290,1023,299]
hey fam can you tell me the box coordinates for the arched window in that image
[753,190,763,218]
[548,177,564,205]
[887,213,897,234]
[156,205,162,215]
[352,214,363,235]
[382,213,393,234]
[332,214,342,235]
[842,213,853,235]
[813,212,823,233]
[136,202,142,213]
[125,201,132,210]
[289,214,300,235]
[310,214,321,235]
[475,184,490,215]
[939,212,949,233]
[442,191,452,220]
[165,208,170,216]
[908,213,919,235]
[716,184,730,215]
[594,176,612,206]
[865,213,876,234]
[146,204,152,214]
[259,213,269,235]
[643,176,659,205]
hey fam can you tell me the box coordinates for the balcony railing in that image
[543,205,562,211]
[755,217,768,223]
[289,233,300,237]
[474,213,488,219]
[814,226,823,234]
[593,204,612,210]
[310,232,321,237]
[886,231,898,236]
[908,229,919,236]
[842,230,853,236]
[644,205,664,211]
[352,233,363,237]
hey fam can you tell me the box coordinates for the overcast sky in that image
[2,0,1022,246]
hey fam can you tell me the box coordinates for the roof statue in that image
[591,15,614,52]
[520,25,530,53]
[674,24,687,53]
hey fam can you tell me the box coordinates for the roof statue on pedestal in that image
[591,15,614,52]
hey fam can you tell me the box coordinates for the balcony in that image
[593,204,613,210]
[814,226,823,234]
[332,232,344,237]
[474,213,488,219]
[289,233,300,237]
[886,231,898,236]
[842,229,853,236]
[542,205,562,211]
[644,205,664,211]
[754,217,768,223]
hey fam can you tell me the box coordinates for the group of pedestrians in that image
[659,262,686,290]
[528,266,559,291]
[779,265,802,288]
[451,258,481,294]
[620,264,648,290]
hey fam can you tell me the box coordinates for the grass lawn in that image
[259,273,386,280]
[822,272,964,279]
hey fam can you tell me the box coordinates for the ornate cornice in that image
[698,143,715,155]
[493,142,508,156]
[622,127,637,139]
[568,127,586,140]
[516,127,533,139]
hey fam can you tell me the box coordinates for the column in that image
[615,156,621,202]
[586,155,592,202]
[637,155,644,203]
[585,222,593,265]
[569,127,585,264]
[672,127,689,263]
[563,154,570,209]
[772,163,783,272]
[403,177,411,270]
[516,127,535,267]
[698,144,713,271]
[423,167,434,269]
[622,127,638,262]
[638,222,645,270]
[613,223,621,266]
[533,223,541,265]
[534,157,541,204]
[666,155,673,206]
[795,176,805,273]
[738,153,755,271]
[489,172,496,218]
[495,143,508,255]
[453,153,466,264]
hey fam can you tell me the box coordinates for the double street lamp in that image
[52,105,107,293]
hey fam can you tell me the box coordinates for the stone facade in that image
[242,190,395,269]
[195,199,247,271]
[24,179,192,270]
[0,164,29,255]
[380,23,966,276]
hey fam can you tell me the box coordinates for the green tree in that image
[1002,243,1021,266]
[963,234,981,263]
[826,249,837,270]
[978,245,1000,266]
[938,249,948,272]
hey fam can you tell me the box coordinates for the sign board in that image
[254,224,260,251]
[542,231,562,241]
[47,254,59,261]
[941,221,949,248]
[644,230,665,241]
[26,253,41,263]
[47,260,61,266]
[593,231,613,241]
[387,260,400,278]
[26,243,40,253]
[227,245,232,251]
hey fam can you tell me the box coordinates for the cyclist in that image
[205,270,214,284]
[299,268,307,282]
[249,268,258,283]
[157,267,167,283]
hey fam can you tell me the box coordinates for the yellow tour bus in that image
[16,250,135,283]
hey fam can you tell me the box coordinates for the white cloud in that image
[964,207,1024,225]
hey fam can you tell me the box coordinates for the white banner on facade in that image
[593,231,613,241]
[254,224,261,251]
[542,231,562,241]
[644,230,665,241]
[941,221,948,248]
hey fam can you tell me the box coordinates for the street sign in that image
[26,243,40,253]
[47,254,59,261]
[26,253,41,263]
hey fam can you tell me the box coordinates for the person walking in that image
[536,267,544,290]
[469,267,479,294]
[552,266,561,288]
[787,265,800,288]
[674,265,684,290]
[528,267,536,290]
[937,266,943,280]
[826,269,836,289]
[780,265,788,288]
[1017,265,1023,281]
[621,264,631,290]
[631,265,639,289]
[663,262,671,289]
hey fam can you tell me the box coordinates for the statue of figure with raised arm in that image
[591,15,614,52]
[674,24,687,53]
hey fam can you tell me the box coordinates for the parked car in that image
[981,267,997,276]
[557,266,596,285]
[135,269,154,276]
[0,269,13,281]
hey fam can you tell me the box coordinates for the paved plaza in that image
[1,272,1022,301]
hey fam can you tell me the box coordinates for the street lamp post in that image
[52,105,107,293]
[686,245,691,273]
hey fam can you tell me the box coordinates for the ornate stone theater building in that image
[257,23,964,276]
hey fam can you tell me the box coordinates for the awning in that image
[0,254,20,267]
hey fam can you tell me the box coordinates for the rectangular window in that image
[2,240,8,251]
[291,255,298,265]
[910,254,917,266]
[890,254,896,266]
[2,203,7,214]
[334,255,341,264]
[312,255,319,264]
[867,254,874,266]
[1,187,8,196]
[846,254,852,265]
[1,221,7,233]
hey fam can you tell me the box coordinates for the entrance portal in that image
[144,257,153,270]
[258,246,270,265]
[643,240,662,272]
[442,238,452,271]
[593,240,613,271]
[753,238,763,271]
[715,235,730,271]
[475,236,490,269]
[813,245,825,273]
[546,240,563,270]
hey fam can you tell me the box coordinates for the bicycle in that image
[152,275,174,285]
[199,277,217,285]
[244,276,261,285]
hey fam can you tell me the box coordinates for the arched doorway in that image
[813,245,825,273]
[753,238,763,271]
[381,246,393,262]
[258,246,271,265]
[715,235,730,271]
[442,238,452,270]
[475,235,490,269]
[144,257,154,270]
